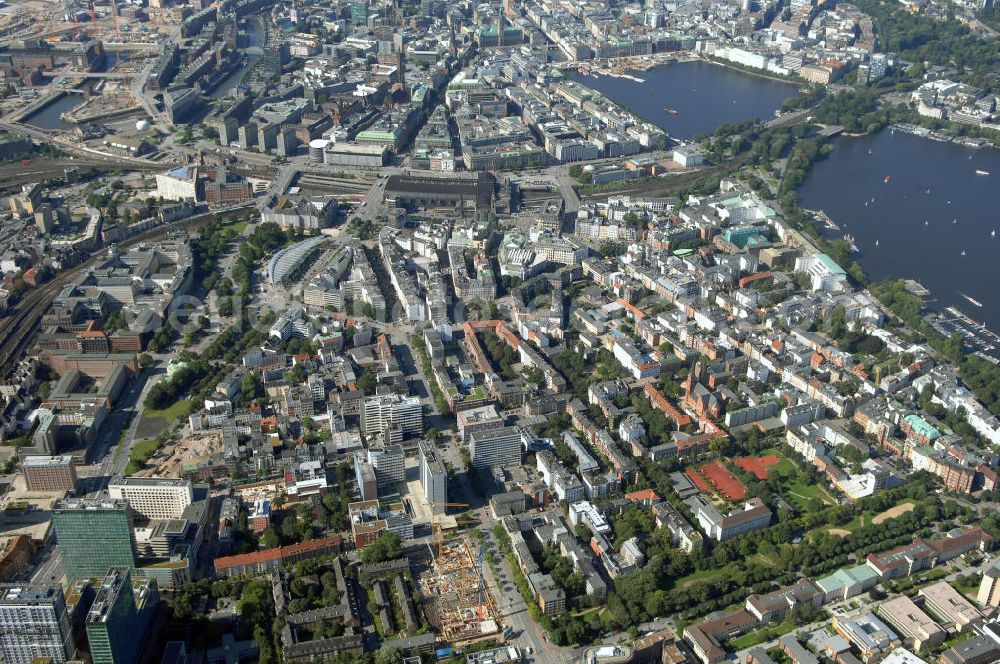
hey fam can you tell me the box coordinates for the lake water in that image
[798,130,1000,331]
[22,93,83,130]
[570,60,800,138]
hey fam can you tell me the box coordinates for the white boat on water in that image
[960,292,984,308]
[976,169,990,176]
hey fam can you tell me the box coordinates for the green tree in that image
[374,649,403,664]
[361,532,402,564]
[239,372,263,405]
[260,527,280,550]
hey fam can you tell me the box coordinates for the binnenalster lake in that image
[570,59,800,138]
[798,130,1000,331]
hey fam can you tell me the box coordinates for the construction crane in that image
[476,540,488,621]
[88,0,97,38]
[429,501,470,565]
[110,0,119,43]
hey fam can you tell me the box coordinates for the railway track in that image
[0,205,253,376]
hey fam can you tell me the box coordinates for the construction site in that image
[1,0,179,48]
[416,538,502,646]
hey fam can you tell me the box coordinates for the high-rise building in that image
[418,440,447,513]
[0,584,75,664]
[108,477,193,522]
[468,426,522,469]
[52,499,135,580]
[353,452,378,501]
[21,455,77,492]
[367,444,405,493]
[350,1,368,25]
[362,394,423,442]
[85,568,158,664]
[457,405,503,443]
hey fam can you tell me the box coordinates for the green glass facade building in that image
[350,1,368,25]
[85,568,157,664]
[52,499,135,581]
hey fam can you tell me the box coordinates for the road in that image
[29,543,63,586]
[99,365,165,481]
[479,525,579,664]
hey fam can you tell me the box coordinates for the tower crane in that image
[429,501,470,565]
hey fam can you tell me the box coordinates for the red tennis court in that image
[685,467,713,494]
[734,455,780,480]
[698,460,747,500]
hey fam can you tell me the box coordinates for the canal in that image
[798,130,1000,331]
[570,60,800,138]
[208,18,264,99]
[21,93,84,130]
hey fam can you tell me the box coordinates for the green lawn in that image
[125,438,165,475]
[142,399,190,423]
[728,620,797,651]
[952,574,981,600]
[674,567,722,589]
[759,448,798,476]
[784,480,836,511]
[221,220,249,235]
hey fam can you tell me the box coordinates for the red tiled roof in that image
[214,535,342,571]
[625,489,661,504]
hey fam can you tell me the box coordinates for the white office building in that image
[418,440,448,513]
[367,444,405,492]
[468,426,522,469]
[108,476,193,521]
[362,394,423,442]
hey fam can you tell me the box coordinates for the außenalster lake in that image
[571,60,800,138]
[798,130,1000,331]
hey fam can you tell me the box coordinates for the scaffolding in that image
[417,538,499,644]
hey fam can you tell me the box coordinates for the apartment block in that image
[977,557,1000,607]
[362,394,423,443]
[940,634,1000,664]
[468,426,522,470]
[367,444,405,493]
[918,581,983,632]
[52,498,136,580]
[746,578,823,623]
[0,584,75,664]
[684,496,771,542]
[85,567,158,664]
[832,612,900,661]
[457,404,503,442]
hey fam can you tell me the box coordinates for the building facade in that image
[0,584,75,664]
[468,426,522,469]
[21,455,77,492]
[108,477,193,522]
[418,440,447,513]
[52,499,135,580]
